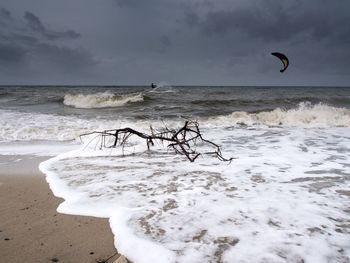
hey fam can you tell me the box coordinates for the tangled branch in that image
[80,121,233,162]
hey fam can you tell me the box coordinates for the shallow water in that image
[40,126,350,263]
[1,85,350,262]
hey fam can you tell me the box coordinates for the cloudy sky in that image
[0,0,349,86]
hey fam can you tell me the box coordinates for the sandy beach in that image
[0,155,121,263]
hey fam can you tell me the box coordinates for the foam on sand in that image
[39,125,350,263]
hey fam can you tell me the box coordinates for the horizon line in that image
[0,84,349,88]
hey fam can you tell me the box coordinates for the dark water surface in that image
[1,86,349,120]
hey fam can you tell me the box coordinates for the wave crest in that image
[63,91,144,108]
[209,102,350,127]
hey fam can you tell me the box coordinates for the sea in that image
[1,85,349,263]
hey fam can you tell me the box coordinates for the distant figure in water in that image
[151,83,157,89]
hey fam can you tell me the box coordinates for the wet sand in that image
[0,155,122,263]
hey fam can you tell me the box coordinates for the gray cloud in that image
[174,0,350,81]
[153,35,172,53]
[24,12,45,32]
[24,11,80,40]
[199,1,350,44]
[0,6,96,84]
[0,7,11,20]
[0,7,12,28]
[0,0,349,85]
[0,42,26,62]
[184,10,200,28]
[115,0,140,8]
[114,0,160,8]
[34,43,96,73]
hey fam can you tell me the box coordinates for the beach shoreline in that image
[0,155,121,263]
[1,86,349,262]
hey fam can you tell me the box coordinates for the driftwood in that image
[80,121,233,162]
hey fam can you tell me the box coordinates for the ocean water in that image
[1,85,350,262]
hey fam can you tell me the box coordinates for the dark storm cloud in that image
[184,10,200,28]
[24,11,80,40]
[0,42,26,62]
[0,7,11,20]
[0,7,27,65]
[0,0,349,85]
[34,43,96,72]
[199,1,350,44]
[0,6,96,83]
[173,0,350,80]
[0,7,12,27]
[114,0,159,8]
[9,34,38,45]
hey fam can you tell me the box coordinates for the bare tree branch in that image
[80,121,234,162]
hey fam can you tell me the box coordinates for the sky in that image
[0,0,349,86]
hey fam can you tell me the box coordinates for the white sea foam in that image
[39,126,350,263]
[0,109,152,142]
[206,102,350,128]
[1,102,348,143]
[63,91,144,108]
[0,110,104,142]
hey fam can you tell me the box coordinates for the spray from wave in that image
[147,81,177,94]
[208,102,350,127]
[63,91,144,109]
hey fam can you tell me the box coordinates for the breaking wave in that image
[208,102,350,128]
[63,91,144,108]
[1,102,349,143]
